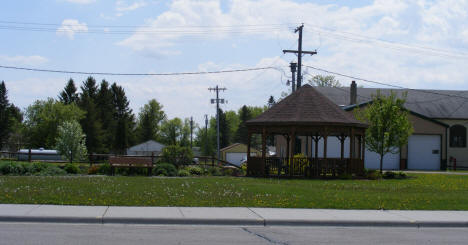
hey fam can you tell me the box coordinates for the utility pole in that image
[288,62,297,92]
[208,85,226,160]
[283,24,317,90]
[204,114,208,156]
[190,116,193,148]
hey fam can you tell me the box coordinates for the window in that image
[450,125,466,148]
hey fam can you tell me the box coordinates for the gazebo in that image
[246,84,368,178]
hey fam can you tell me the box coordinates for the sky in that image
[1,0,468,126]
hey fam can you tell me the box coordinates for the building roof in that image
[314,86,468,119]
[247,84,367,127]
[127,140,165,152]
[220,143,261,153]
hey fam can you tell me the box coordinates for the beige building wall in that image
[438,119,468,168]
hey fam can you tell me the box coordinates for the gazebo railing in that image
[249,156,364,178]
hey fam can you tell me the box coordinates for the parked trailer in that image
[17,148,63,161]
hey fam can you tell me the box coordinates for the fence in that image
[248,157,364,178]
[0,151,240,169]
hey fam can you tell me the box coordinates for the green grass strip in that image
[1,174,467,210]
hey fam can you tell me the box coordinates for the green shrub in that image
[0,162,24,175]
[383,171,396,179]
[98,163,112,175]
[208,167,222,176]
[397,171,407,179]
[338,173,353,179]
[31,162,50,173]
[88,165,99,175]
[154,163,177,177]
[35,166,66,176]
[187,166,202,176]
[366,170,382,180]
[177,169,190,177]
[64,163,79,174]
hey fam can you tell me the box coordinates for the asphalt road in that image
[1,223,468,245]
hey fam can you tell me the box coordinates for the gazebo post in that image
[247,131,252,161]
[246,131,252,176]
[362,132,366,173]
[323,133,328,177]
[261,127,267,176]
[349,128,355,173]
[313,134,319,177]
[339,134,345,160]
[358,135,362,159]
[290,129,296,177]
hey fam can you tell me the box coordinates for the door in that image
[408,135,441,170]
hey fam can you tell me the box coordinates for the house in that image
[126,140,165,156]
[220,143,261,166]
[310,81,468,170]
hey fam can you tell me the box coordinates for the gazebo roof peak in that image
[247,84,367,127]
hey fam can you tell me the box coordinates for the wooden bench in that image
[109,156,153,176]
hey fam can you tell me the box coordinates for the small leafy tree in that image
[161,145,193,167]
[309,75,341,87]
[354,91,413,173]
[55,120,87,163]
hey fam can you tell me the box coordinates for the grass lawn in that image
[1,174,467,210]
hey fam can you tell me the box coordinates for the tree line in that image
[0,78,269,156]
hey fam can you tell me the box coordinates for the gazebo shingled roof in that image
[246,84,367,127]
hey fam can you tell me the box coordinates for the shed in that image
[126,140,165,156]
[220,143,261,166]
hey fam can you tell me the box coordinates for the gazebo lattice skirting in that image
[246,125,366,178]
[245,84,368,178]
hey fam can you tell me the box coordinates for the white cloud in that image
[0,55,48,66]
[115,1,147,16]
[65,0,96,4]
[56,19,88,40]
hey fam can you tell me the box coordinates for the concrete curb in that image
[102,217,264,226]
[1,205,468,227]
[1,215,468,227]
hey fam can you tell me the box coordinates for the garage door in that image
[364,149,400,170]
[408,135,441,170]
[226,153,247,166]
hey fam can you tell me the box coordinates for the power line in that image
[0,20,299,28]
[304,65,468,100]
[304,22,468,60]
[0,64,283,76]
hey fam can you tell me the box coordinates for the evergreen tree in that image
[0,81,10,149]
[267,95,276,108]
[58,79,78,104]
[78,77,103,153]
[136,99,166,143]
[218,108,230,149]
[234,105,252,144]
[111,83,135,154]
[96,80,116,153]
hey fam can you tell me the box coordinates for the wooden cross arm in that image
[282,50,318,55]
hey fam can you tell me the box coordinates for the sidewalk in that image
[1,204,468,227]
